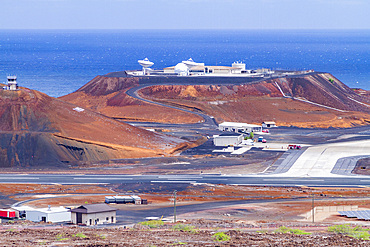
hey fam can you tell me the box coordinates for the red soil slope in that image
[0,88,189,167]
[139,73,370,128]
[61,76,203,123]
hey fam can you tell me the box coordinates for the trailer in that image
[0,209,17,219]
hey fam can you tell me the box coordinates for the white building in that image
[163,60,246,76]
[3,76,18,91]
[262,121,277,128]
[12,206,71,223]
[218,122,262,133]
[213,132,244,147]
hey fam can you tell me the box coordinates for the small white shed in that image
[262,121,277,128]
[13,206,71,223]
[213,133,244,147]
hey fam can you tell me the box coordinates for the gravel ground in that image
[0,224,369,246]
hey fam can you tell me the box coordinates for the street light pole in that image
[174,190,177,223]
[312,191,315,223]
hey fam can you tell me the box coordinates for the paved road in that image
[126,85,218,127]
[115,198,313,225]
[0,174,369,187]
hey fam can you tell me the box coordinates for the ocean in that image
[0,29,369,97]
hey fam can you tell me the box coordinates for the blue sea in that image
[0,29,369,97]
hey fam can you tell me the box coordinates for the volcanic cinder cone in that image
[0,87,189,168]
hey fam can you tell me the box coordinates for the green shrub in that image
[328,224,352,234]
[73,233,87,238]
[138,220,164,228]
[172,224,197,233]
[171,241,187,245]
[275,226,311,235]
[96,234,106,239]
[328,224,370,240]
[56,234,69,241]
[213,232,231,242]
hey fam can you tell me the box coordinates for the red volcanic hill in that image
[62,72,370,128]
[61,76,203,123]
[138,73,370,128]
[0,87,189,168]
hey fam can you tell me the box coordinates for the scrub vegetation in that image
[138,220,164,228]
[275,226,312,235]
[328,224,370,240]
[172,223,198,233]
[212,232,231,242]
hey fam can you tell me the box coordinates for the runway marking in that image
[158,176,203,179]
[202,179,228,181]
[360,180,370,182]
[263,179,325,182]
[55,183,109,185]
[0,177,39,180]
[151,181,197,183]
[73,178,133,180]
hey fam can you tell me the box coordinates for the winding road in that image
[126,85,218,127]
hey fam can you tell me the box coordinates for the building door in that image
[76,213,82,224]
[41,216,46,222]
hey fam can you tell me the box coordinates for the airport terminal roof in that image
[219,122,261,127]
[164,65,240,70]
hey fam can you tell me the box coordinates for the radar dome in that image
[174,63,189,76]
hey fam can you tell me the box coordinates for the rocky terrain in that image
[61,76,203,124]
[0,225,369,246]
[0,87,190,167]
[139,73,370,128]
[1,182,369,246]
[62,73,370,128]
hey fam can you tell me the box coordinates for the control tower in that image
[7,76,18,90]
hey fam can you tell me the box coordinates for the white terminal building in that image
[164,59,252,76]
[219,122,262,133]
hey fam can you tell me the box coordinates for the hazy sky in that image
[1,0,369,29]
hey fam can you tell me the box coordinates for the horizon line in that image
[0,28,370,31]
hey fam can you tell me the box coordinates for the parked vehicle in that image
[258,136,264,142]
[262,139,267,143]
[288,144,301,149]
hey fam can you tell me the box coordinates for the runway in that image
[0,174,369,188]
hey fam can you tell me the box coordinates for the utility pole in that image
[174,190,177,223]
[312,191,315,223]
